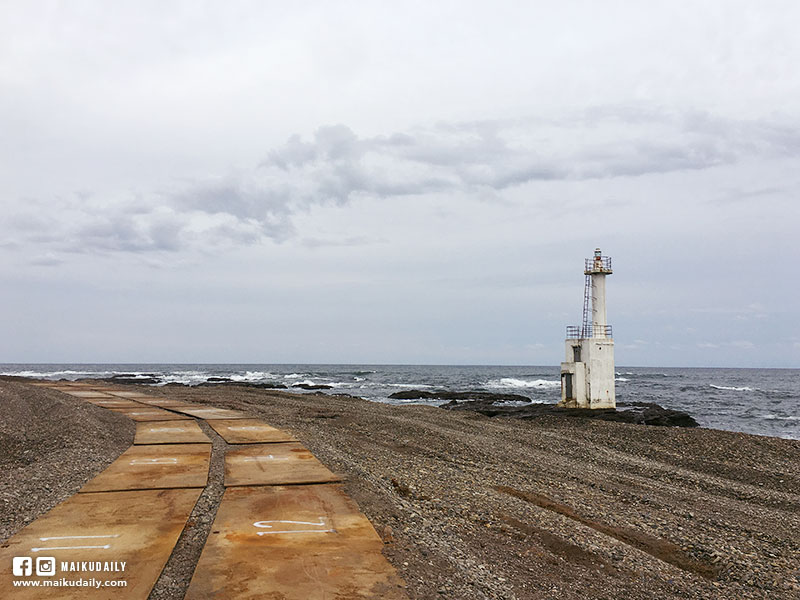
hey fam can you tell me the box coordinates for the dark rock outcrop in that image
[437,397,698,428]
[292,383,333,390]
[614,402,699,427]
[388,390,531,403]
[100,374,161,385]
[196,381,288,389]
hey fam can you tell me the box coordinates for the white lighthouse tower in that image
[559,248,615,409]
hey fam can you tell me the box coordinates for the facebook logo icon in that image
[13,557,32,576]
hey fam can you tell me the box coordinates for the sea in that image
[1,364,797,440]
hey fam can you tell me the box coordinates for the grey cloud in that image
[301,236,377,249]
[72,216,176,253]
[715,186,784,205]
[27,255,64,267]
[174,179,295,238]
[9,107,800,258]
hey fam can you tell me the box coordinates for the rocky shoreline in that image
[388,389,699,427]
[101,377,701,428]
[98,373,335,390]
[1,378,798,599]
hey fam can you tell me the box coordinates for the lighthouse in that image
[559,248,615,409]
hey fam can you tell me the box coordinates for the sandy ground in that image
[1,379,798,599]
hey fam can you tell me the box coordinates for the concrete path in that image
[185,485,408,599]
[0,489,201,599]
[206,418,296,444]
[79,444,212,493]
[134,421,211,445]
[0,382,406,599]
[88,398,149,409]
[225,443,342,487]
[171,407,249,420]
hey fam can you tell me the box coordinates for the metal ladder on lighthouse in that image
[580,273,592,339]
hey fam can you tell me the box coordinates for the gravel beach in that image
[0,379,134,541]
[1,378,798,599]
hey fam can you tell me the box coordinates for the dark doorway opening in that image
[572,345,582,362]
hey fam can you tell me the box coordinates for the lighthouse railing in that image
[566,325,613,339]
[584,256,612,274]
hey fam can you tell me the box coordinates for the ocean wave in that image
[486,378,560,389]
[230,371,277,382]
[386,383,435,389]
[615,377,630,382]
[0,369,108,379]
[491,399,549,407]
[389,397,442,405]
[154,370,280,386]
[629,373,673,378]
[710,385,754,392]
[159,372,208,385]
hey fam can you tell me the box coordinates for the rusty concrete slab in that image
[111,406,185,416]
[81,444,211,492]
[184,484,406,600]
[106,391,156,398]
[134,421,211,445]
[76,386,117,391]
[63,390,114,398]
[50,384,94,392]
[108,407,191,422]
[87,398,150,409]
[173,406,250,420]
[0,488,201,599]
[206,418,296,444]
[133,398,198,409]
[225,443,341,487]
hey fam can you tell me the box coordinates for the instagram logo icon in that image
[36,557,56,576]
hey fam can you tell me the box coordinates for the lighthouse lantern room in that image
[559,248,616,409]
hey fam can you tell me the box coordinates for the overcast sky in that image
[1,1,799,367]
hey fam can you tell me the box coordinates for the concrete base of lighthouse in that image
[559,338,615,409]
